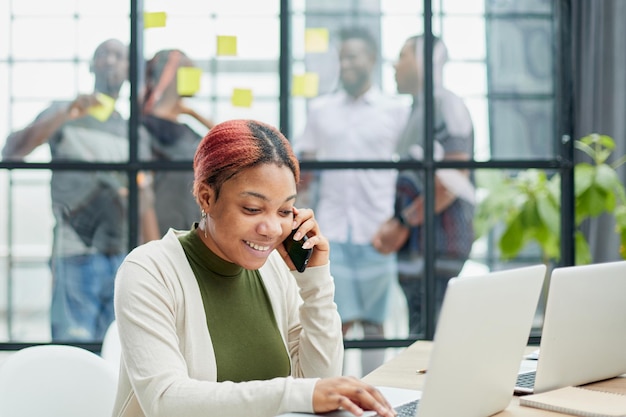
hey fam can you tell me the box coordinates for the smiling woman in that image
[198,162,298,269]
[111,119,397,417]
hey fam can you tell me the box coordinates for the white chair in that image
[0,344,118,417]
[102,319,122,373]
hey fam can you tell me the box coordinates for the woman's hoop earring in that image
[201,210,208,239]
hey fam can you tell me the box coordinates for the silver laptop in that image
[515,260,626,395]
[277,264,546,417]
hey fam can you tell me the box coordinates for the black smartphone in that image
[283,229,313,272]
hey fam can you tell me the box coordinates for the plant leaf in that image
[595,163,620,191]
[499,215,525,259]
[577,186,608,217]
[574,140,596,160]
[474,174,521,238]
[542,233,560,261]
[574,231,592,265]
[597,134,616,150]
[547,174,561,200]
[614,205,626,228]
[574,163,594,196]
[537,194,560,235]
[521,199,541,228]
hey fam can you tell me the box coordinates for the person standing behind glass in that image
[373,34,475,337]
[142,49,215,238]
[294,27,409,375]
[2,39,155,341]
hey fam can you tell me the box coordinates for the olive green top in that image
[178,226,290,382]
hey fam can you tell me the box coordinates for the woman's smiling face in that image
[200,163,297,270]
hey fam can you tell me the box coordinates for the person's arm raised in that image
[2,94,101,159]
[177,101,215,130]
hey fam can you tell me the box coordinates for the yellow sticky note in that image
[177,67,202,97]
[292,73,319,98]
[305,28,329,53]
[144,12,167,28]
[88,93,116,122]
[217,35,237,56]
[231,88,253,107]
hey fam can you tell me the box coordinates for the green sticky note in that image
[177,67,202,97]
[144,12,167,28]
[217,35,237,56]
[292,73,319,98]
[305,28,329,53]
[88,93,116,122]
[231,88,253,107]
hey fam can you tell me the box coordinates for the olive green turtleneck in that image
[178,226,290,382]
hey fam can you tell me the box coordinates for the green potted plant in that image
[475,133,626,266]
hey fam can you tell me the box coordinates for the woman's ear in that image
[196,182,214,213]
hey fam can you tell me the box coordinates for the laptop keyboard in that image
[394,399,419,417]
[395,400,419,417]
[374,399,420,417]
[516,371,536,388]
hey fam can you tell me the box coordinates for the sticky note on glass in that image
[217,36,237,56]
[88,93,116,122]
[292,73,319,97]
[305,28,329,53]
[144,12,167,28]
[231,88,253,107]
[177,67,202,97]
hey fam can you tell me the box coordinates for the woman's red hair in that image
[193,119,300,203]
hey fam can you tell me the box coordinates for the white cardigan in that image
[112,229,343,417]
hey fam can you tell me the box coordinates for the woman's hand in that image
[281,207,329,269]
[313,377,396,417]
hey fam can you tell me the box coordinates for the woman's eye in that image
[244,207,260,213]
[280,210,294,217]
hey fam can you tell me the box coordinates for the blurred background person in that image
[1,39,154,341]
[142,49,215,238]
[294,27,409,375]
[373,34,475,337]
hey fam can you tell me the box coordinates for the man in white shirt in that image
[295,26,409,375]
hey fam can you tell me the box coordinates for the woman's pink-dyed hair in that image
[193,119,300,203]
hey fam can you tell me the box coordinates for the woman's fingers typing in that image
[313,377,396,417]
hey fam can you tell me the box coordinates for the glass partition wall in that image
[0,0,572,373]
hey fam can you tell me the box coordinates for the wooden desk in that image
[362,341,626,416]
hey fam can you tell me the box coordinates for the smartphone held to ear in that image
[283,229,313,272]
